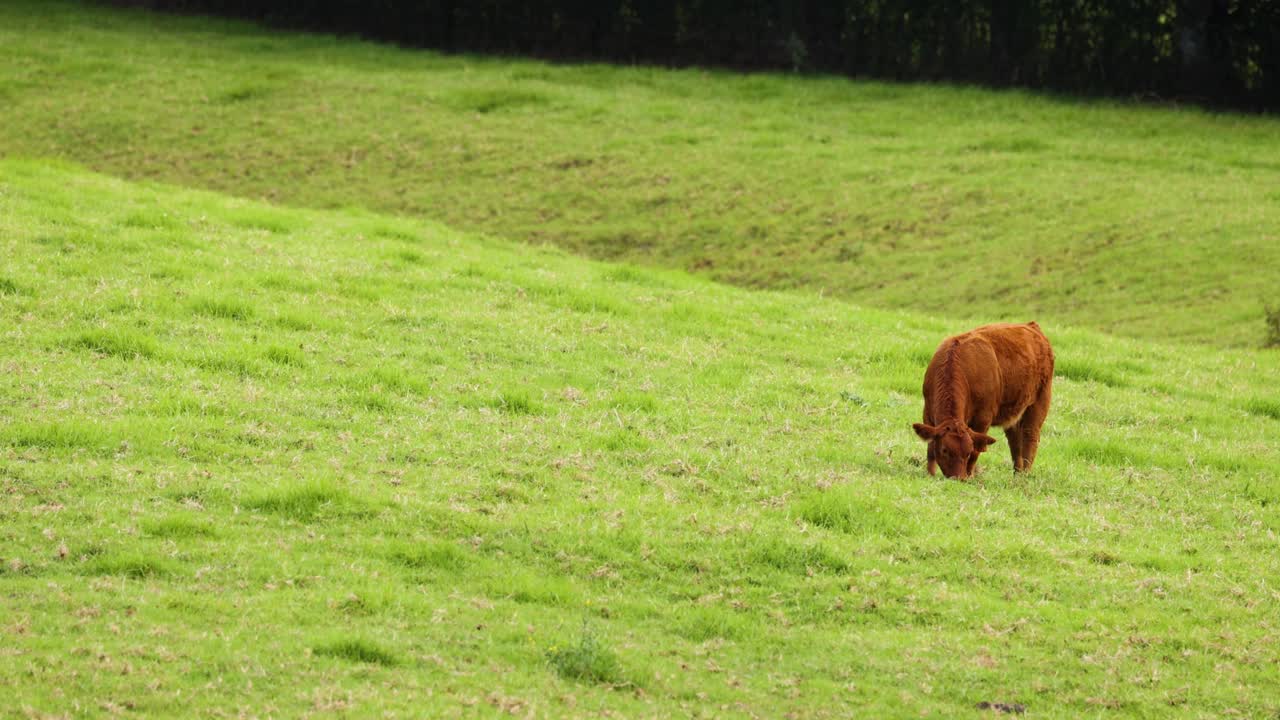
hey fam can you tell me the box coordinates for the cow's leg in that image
[1004,426,1025,471]
[921,404,937,476]
[1016,385,1053,472]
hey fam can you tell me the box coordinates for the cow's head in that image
[912,421,996,479]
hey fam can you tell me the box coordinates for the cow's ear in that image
[971,432,997,451]
[913,423,939,441]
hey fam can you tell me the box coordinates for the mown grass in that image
[3,1,1280,346]
[2,161,1279,717]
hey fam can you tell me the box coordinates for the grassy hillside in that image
[3,1,1280,347]
[3,160,1279,717]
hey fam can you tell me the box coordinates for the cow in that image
[912,322,1054,479]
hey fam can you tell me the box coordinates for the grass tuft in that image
[216,82,274,104]
[228,208,296,234]
[601,265,667,287]
[1264,305,1280,348]
[1089,550,1121,566]
[485,389,545,415]
[491,572,580,607]
[444,87,553,114]
[389,540,469,572]
[7,422,109,451]
[87,553,175,579]
[796,490,911,538]
[391,249,426,265]
[244,481,363,521]
[676,606,746,642]
[68,329,160,359]
[313,638,399,666]
[1241,479,1280,507]
[1055,358,1127,387]
[119,210,182,230]
[262,344,304,367]
[752,538,848,574]
[1068,439,1150,467]
[187,350,262,377]
[1244,398,1280,421]
[141,515,217,539]
[191,296,255,321]
[610,391,657,413]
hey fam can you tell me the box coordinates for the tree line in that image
[112,1,1278,110]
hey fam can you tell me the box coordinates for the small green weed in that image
[546,621,624,685]
[839,390,869,407]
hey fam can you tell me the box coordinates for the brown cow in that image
[912,322,1054,479]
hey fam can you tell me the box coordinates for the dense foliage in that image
[112,0,1279,109]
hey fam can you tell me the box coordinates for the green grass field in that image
[3,160,1280,717]
[3,0,1280,347]
[4,1,1280,717]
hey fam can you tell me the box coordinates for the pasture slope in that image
[3,0,1280,347]
[2,160,1279,717]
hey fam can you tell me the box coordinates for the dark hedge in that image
[109,1,1279,110]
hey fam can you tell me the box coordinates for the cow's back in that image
[971,323,1052,371]
[969,322,1053,425]
[928,323,1052,427]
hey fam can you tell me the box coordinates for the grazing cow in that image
[912,322,1054,479]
